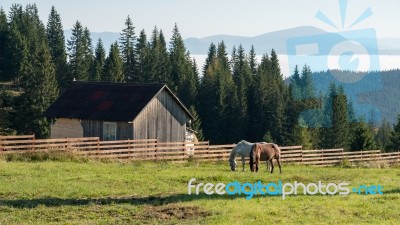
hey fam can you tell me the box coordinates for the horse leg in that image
[241,156,245,172]
[256,159,259,172]
[269,159,274,173]
[266,160,270,172]
[276,157,282,174]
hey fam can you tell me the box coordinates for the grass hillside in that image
[0,158,399,224]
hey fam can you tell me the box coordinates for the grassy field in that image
[0,155,399,225]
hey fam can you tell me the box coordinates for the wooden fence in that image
[0,135,399,166]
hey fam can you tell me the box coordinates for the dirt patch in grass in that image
[136,204,211,221]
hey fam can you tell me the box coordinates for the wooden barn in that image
[44,82,194,142]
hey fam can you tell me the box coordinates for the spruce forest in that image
[0,4,399,151]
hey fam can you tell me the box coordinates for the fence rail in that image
[0,135,399,166]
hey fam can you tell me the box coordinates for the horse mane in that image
[229,148,236,163]
[229,141,243,163]
[249,143,258,166]
[249,145,254,166]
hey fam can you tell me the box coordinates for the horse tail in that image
[273,144,283,174]
[249,144,254,165]
[273,144,281,158]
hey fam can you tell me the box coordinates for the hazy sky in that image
[1,0,399,40]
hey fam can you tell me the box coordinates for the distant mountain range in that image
[64,26,400,55]
[184,26,400,55]
[64,30,120,49]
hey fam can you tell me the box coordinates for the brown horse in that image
[249,143,282,173]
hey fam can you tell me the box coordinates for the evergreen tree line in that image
[290,65,399,152]
[0,4,399,151]
[0,4,201,139]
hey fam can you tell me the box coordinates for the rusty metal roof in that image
[44,82,193,121]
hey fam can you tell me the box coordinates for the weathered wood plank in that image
[280,146,302,150]
[302,149,344,153]
[0,135,35,140]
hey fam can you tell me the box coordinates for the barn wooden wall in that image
[77,89,188,142]
[81,120,132,140]
[50,118,84,139]
[133,89,188,142]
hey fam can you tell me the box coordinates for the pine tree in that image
[147,27,159,82]
[247,54,270,141]
[289,65,302,100]
[266,49,288,144]
[368,109,379,129]
[388,114,400,151]
[347,99,356,123]
[0,89,15,135]
[350,120,376,151]
[375,119,392,152]
[197,44,218,141]
[0,8,8,81]
[179,53,198,106]
[82,27,94,77]
[189,106,204,141]
[157,30,172,84]
[134,29,150,82]
[67,21,92,83]
[148,27,171,84]
[297,118,313,149]
[91,38,106,81]
[6,18,30,84]
[284,84,303,146]
[300,65,315,99]
[216,42,239,143]
[169,24,196,106]
[17,42,58,138]
[232,44,252,140]
[203,43,216,74]
[190,58,200,105]
[46,6,67,90]
[119,15,136,82]
[12,4,59,138]
[299,65,319,128]
[103,42,124,82]
[216,41,229,70]
[329,85,350,149]
[169,24,186,91]
[249,45,257,76]
[169,24,186,92]
[197,42,238,143]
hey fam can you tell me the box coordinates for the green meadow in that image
[0,155,399,224]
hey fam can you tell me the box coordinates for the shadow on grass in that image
[381,189,400,194]
[2,188,399,208]
[0,193,272,208]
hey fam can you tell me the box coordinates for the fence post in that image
[183,141,186,160]
[155,139,158,161]
[398,151,400,163]
[300,148,303,164]
[208,141,211,161]
[96,137,100,158]
[66,137,71,152]
[0,136,3,154]
[32,135,35,151]
[127,139,131,160]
